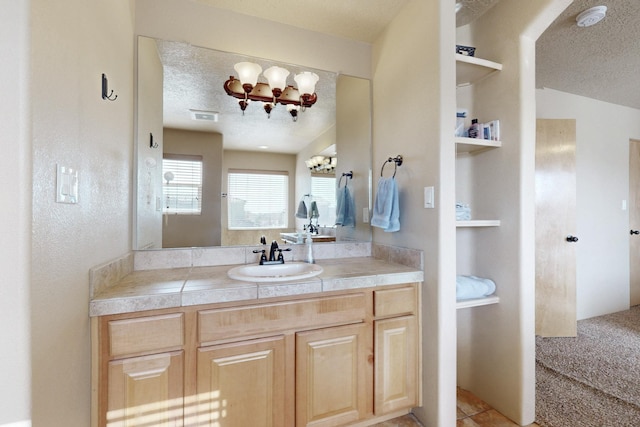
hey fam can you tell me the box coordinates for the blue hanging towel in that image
[335,185,355,227]
[371,177,400,232]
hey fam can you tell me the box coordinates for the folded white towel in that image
[371,177,400,232]
[456,275,496,300]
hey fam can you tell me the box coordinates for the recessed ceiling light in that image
[257,145,269,150]
[576,5,607,27]
[189,109,219,122]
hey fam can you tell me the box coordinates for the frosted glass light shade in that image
[264,66,290,91]
[294,72,319,95]
[234,62,262,87]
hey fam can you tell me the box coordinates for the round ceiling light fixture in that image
[576,5,607,27]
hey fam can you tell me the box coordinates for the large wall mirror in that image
[134,36,372,250]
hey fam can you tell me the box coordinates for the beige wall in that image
[29,0,134,426]
[537,88,640,319]
[1,1,31,425]
[222,150,297,246]
[372,1,457,426]
[163,128,223,247]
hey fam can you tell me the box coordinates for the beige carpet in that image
[535,306,640,426]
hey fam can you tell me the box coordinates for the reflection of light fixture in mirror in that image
[305,155,337,174]
[224,62,319,121]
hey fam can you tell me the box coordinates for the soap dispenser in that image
[305,233,315,264]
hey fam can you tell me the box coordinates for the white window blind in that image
[162,155,203,215]
[311,175,337,226]
[228,170,288,229]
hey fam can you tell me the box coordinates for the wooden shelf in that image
[455,137,501,154]
[455,53,502,87]
[456,220,501,227]
[456,295,500,309]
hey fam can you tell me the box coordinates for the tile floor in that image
[374,388,541,427]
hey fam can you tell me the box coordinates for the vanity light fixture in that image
[305,155,337,174]
[224,62,319,121]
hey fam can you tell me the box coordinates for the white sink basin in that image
[228,262,323,283]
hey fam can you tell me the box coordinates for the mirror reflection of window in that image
[162,155,203,215]
[311,175,337,226]
[228,170,289,229]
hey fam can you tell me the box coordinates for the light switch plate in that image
[56,164,79,204]
[424,186,435,209]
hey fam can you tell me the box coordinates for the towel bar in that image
[339,171,353,188]
[380,155,403,177]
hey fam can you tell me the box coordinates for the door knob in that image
[631,230,640,235]
[566,235,579,242]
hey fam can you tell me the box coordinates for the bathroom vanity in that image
[90,253,423,427]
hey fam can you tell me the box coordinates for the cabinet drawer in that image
[109,313,184,358]
[198,293,366,344]
[374,286,416,318]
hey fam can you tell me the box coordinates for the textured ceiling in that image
[536,0,640,109]
[456,0,501,27]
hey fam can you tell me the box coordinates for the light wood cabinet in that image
[107,351,184,427]
[93,283,420,427]
[196,336,287,427]
[296,323,369,427]
[374,316,417,414]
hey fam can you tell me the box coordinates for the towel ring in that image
[380,155,403,177]
[339,171,353,188]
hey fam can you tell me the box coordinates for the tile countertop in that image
[89,257,424,317]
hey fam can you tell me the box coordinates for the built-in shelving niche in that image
[455,54,503,310]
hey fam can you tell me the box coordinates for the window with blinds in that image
[228,170,288,229]
[311,175,337,226]
[162,155,203,215]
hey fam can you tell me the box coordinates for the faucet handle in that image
[252,249,267,264]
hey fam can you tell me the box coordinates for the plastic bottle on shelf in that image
[468,119,481,139]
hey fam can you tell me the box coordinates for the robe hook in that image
[101,73,117,101]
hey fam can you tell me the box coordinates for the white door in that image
[535,119,577,337]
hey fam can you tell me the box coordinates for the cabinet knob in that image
[566,235,579,242]
[631,230,639,235]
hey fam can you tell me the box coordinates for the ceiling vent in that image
[576,6,607,27]
[189,109,219,122]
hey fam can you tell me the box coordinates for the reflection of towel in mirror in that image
[309,201,320,219]
[456,275,496,300]
[336,186,355,227]
[371,177,400,232]
[296,200,308,219]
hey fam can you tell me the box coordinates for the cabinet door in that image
[296,323,369,427]
[107,351,184,427]
[374,315,418,414]
[196,336,286,427]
